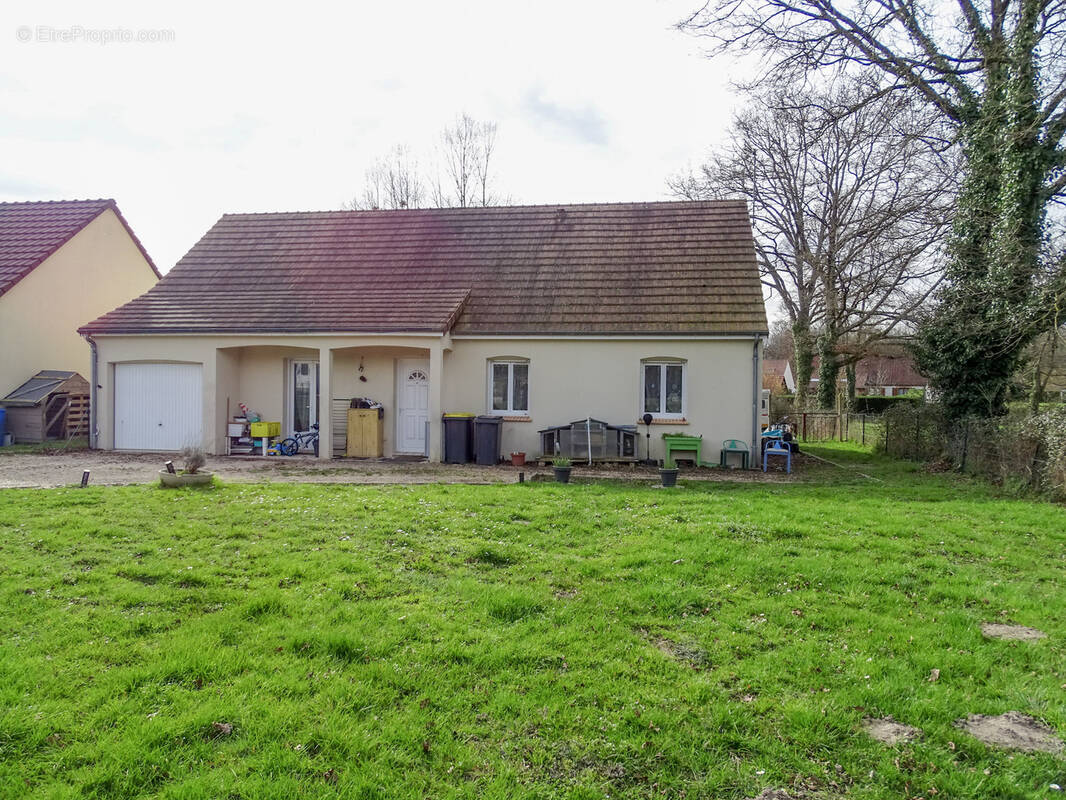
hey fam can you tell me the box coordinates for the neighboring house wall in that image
[92,334,761,461]
[0,209,157,396]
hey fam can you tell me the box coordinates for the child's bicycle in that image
[279,423,319,456]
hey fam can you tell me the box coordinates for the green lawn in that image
[1,445,1063,799]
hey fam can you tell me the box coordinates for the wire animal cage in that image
[538,418,637,462]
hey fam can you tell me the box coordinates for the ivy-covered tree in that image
[681,0,1066,417]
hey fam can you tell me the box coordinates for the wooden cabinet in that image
[346,409,383,457]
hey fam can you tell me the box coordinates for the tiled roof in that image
[855,355,926,388]
[81,201,767,336]
[0,199,159,296]
[808,354,927,388]
[763,358,789,377]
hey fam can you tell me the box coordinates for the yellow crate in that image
[250,421,281,438]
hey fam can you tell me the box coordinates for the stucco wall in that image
[92,335,440,454]
[92,333,760,462]
[0,209,158,397]
[444,337,759,460]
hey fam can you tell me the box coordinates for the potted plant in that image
[510,451,527,467]
[659,457,679,488]
[159,446,215,488]
[552,457,572,483]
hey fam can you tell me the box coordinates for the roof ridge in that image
[219,199,747,219]
[0,198,114,207]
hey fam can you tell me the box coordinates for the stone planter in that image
[659,468,679,488]
[159,469,214,488]
[510,452,526,467]
[553,466,572,484]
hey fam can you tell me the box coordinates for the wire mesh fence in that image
[770,394,1066,498]
[881,403,1066,498]
[774,411,884,446]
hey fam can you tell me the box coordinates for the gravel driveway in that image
[0,450,798,489]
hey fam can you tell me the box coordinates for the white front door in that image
[114,362,202,451]
[396,359,430,454]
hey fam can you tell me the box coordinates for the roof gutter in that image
[751,335,762,469]
[84,334,98,450]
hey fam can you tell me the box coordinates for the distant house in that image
[762,358,796,394]
[807,349,927,397]
[80,201,769,461]
[0,199,159,398]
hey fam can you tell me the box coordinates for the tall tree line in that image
[680,0,1066,418]
[672,79,953,408]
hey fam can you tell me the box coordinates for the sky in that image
[0,0,745,272]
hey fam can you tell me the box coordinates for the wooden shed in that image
[0,371,90,443]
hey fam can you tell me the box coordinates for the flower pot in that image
[510,452,526,467]
[159,469,214,488]
[659,468,679,488]
[553,466,572,484]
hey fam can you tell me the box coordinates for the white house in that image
[80,201,769,463]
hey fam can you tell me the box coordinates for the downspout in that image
[751,336,761,468]
[86,334,98,450]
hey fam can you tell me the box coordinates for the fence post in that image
[845,412,850,442]
[915,410,921,460]
[861,414,866,446]
[802,413,808,443]
[959,420,969,473]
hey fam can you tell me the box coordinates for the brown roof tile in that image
[0,199,159,296]
[81,200,767,336]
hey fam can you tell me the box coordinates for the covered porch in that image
[212,335,448,461]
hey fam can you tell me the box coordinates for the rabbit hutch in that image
[0,371,90,443]
[538,417,638,464]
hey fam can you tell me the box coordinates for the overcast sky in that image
[1,1,743,272]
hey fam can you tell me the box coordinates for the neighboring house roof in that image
[0,199,160,297]
[81,200,767,336]
[762,358,795,392]
[856,355,926,388]
[807,354,926,388]
[1,370,85,407]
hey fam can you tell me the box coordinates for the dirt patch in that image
[749,790,808,800]
[653,637,710,668]
[862,717,920,746]
[954,711,1063,754]
[0,450,808,489]
[980,622,1047,642]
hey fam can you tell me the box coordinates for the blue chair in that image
[763,439,791,473]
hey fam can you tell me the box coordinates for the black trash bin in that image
[473,415,503,466]
[442,414,475,463]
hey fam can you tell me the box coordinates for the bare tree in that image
[349,115,504,211]
[679,0,1066,417]
[762,317,795,360]
[670,81,953,409]
[433,114,500,208]
[345,145,424,210]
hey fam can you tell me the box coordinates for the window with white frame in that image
[489,360,529,415]
[641,360,686,418]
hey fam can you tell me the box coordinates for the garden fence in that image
[774,410,885,446]
[880,404,1066,499]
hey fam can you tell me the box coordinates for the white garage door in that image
[115,363,203,451]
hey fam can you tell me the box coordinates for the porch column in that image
[318,346,333,460]
[428,341,444,462]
